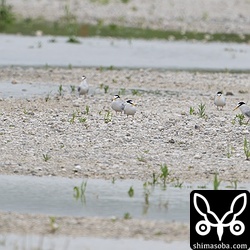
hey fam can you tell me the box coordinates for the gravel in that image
[0,67,250,183]
[0,67,249,241]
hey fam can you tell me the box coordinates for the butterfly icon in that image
[193,193,247,241]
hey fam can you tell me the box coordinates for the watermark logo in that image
[190,190,250,250]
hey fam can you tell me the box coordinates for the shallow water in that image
[0,34,249,70]
[0,175,191,221]
[0,175,249,221]
[0,234,189,250]
[0,82,58,98]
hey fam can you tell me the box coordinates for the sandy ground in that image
[0,67,249,242]
[7,0,250,35]
[1,0,250,246]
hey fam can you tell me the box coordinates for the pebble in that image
[0,67,249,184]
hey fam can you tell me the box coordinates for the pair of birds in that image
[78,75,136,117]
[111,95,136,117]
[214,91,250,123]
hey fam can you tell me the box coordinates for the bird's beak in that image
[233,105,239,111]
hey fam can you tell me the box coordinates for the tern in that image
[78,75,89,97]
[233,102,250,123]
[111,95,125,114]
[124,100,136,117]
[214,91,226,110]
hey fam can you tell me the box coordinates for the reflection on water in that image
[0,175,248,222]
[0,234,189,250]
[0,175,190,221]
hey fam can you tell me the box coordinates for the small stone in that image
[158,126,164,131]
[194,154,202,159]
[74,165,82,170]
[194,125,200,130]
[225,92,234,96]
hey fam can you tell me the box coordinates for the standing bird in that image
[78,75,89,97]
[111,95,125,114]
[233,101,250,124]
[124,100,136,117]
[214,91,226,110]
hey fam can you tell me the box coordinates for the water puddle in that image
[0,82,178,99]
[0,82,59,98]
[0,175,249,222]
[0,234,189,250]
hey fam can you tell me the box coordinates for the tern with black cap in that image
[233,102,250,123]
[111,95,125,114]
[214,91,226,110]
[78,75,89,97]
[124,100,136,117]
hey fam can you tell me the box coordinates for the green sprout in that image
[58,84,63,96]
[69,112,77,124]
[104,85,109,93]
[198,103,207,119]
[73,181,87,203]
[67,36,81,43]
[151,172,159,185]
[143,182,150,206]
[70,85,76,93]
[104,110,112,123]
[78,117,87,123]
[173,178,183,188]
[49,216,59,233]
[85,105,90,115]
[213,173,221,190]
[226,180,238,190]
[131,89,141,96]
[45,92,52,102]
[243,137,250,160]
[232,114,246,126]
[227,144,234,158]
[43,153,51,162]
[128,186,134,197]
[137,156,146,163]
[160,164,169,188]
[123,212,132,219]
[189,106,195,115]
